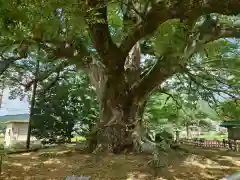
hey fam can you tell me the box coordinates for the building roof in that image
[220,121,240,128]
[5,120,29,124]
[0,114,29,123]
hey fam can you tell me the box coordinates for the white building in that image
[4,118,30,147]
[1,114,40,147]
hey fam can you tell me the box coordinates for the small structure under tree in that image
[220,121,240,140]
[0,114,31,147]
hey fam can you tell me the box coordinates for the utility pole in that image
[0,81,4,109]
[26,59,39,149]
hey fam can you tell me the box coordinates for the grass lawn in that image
[71,136,86,142]
[0,135,4,145]
[194,133,228,140]
[1,144,239,179]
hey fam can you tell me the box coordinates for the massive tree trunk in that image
[87,42,148,153]
[88,93,147,153]
[95,98,146,153]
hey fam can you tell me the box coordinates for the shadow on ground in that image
[1,144,239,180]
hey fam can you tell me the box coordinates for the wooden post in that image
[228,139,232,150]
[26,59,39,149]
[0,155,2,175]
[234,140,237,151]
[0,80,5,109]
[0,145,5,175]
[175,130,180,143]
[223,139,226,148]
[236,141,238,152]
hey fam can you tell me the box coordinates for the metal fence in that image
[180,139,240,152]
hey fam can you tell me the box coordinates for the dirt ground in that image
[1,145,240,180]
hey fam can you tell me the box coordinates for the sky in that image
[0,88,29,116]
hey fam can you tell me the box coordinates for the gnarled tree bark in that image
[87,41,148,153]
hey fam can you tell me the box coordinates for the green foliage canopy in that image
[31,71,99,142]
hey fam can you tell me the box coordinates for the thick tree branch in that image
[212,22,240,40]
[184,19,240,59]
[0,55,27,75]
[130,17,240,102]
[13,35,93,71]
[40,71,61,95]
[37,37,92,67]
[131,52,183,99]
[86,0,125,71]
[120,1,174,57]
[120,0,240,58]
[37,37,107,100]
[0,40,29,75]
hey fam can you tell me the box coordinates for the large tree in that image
[31,71,99,143]
[0,0,240,153]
